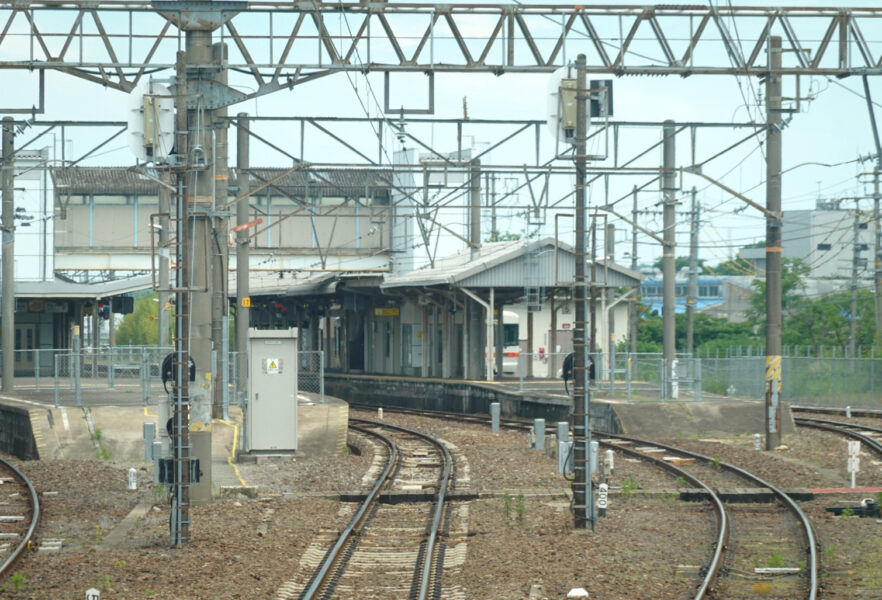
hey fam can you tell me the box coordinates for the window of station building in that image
[675,285,687,297]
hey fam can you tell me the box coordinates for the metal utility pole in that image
[236,112,250,410]
[686,187,699,356]
[662,120,677,400]
[765,36,784,450]
[630,186,638,355]
[572,54,594,531]
[1,118,13,392]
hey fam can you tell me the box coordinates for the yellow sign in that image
[373,307,400,317]
[241,297,251,308]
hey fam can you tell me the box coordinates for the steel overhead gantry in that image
[3,2,882,538]
[0,3,881,107]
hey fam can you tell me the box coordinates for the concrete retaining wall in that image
[0,402,40,460]
[325,375,622,433]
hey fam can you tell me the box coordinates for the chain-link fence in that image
[51,346,172,406]
[298,350,325,402]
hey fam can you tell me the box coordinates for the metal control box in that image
[247,328,298,452]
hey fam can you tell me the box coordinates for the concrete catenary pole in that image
[849,208,860,358]
[662,120,677,400]
[171,51,192,547]
[1,118,13,392]
[765,36,784,450]
[236,113,250,407]
[686,187,699,357]
[211,42,230,420]
[572,54,594,530]
[861,75,882,345]
[183,28,215,503]
[606,223,616,385]
[630,186,638,355]
[158,181,171,349]
[470,159,481,256]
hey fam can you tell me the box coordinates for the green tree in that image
[745,258,811,323]
[114,292,161,346]
[783,288,876,349]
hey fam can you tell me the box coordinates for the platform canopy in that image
[380,237,641,301]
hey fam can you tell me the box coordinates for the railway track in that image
[0,457,40,584]
[794,416,882,457]
[274,418,461,600]
[352,403,820,600]
[601,434,819,600]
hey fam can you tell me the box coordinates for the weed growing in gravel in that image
[502,493,513,521]
[621,477,639,499]
[97,574,112,590]
[840,507,855,517]
[9,573,25,591]
[153,484,170,504]
[710,456,722,470]
[766,553,785,568]
[146,589,156,597]
[91,428,102,442]
[94,525,105,542]
[675,476,687,488]
[114,560,126,570]
[515,494,526,521]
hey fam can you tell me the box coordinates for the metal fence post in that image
[694,358,702,402]
[319,352,325,403]
[74,351,82,406]
[626,353,632,403]
[108,345,115,388]
[53,354,60,408]
[141,349,150,406]
[34,349,41,391]
[518,353,525,392]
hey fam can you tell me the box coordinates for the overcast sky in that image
[5,0,882,274]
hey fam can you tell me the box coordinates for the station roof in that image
[51,167,394,197]
[10,274,153,299]
[381,238,642,291]
[228,271,341,298]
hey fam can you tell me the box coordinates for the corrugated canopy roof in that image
[9,275,153,299]
[381,238,642,290]
[51,167,395,197]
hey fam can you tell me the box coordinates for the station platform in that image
[0,375,794,489]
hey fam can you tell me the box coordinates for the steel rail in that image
[601,432,820,600]
[350,418,453,600]
[350,403,728,597]
[794,416,882,455]
[0,457,40,580]
[597,438,728,600]
[299,423,398,600]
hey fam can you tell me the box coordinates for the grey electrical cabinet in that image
[247,328,298,452]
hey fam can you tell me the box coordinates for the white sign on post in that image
[85,588,101,600]
[847,440,861,488]
[596,482,609,517]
